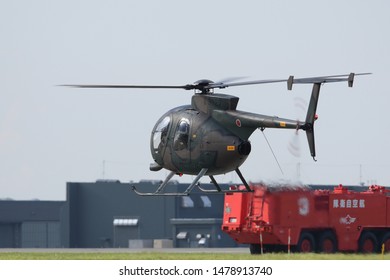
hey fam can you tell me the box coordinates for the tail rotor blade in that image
[288,130,301,158]
[287,97,307,158]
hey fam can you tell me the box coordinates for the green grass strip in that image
[1,252,389,260]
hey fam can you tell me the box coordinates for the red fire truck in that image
[222,184,390,254]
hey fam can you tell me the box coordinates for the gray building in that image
[64,181,235,248]
[1,181,235,248]
[0,201,65,248]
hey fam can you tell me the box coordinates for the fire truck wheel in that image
[380,232,390,253]
[358,231,379,253]
[318,231,337,253]
[296,232,315,253]
[249,244,261,254]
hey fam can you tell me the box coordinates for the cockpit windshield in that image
[174,118,190,151]
[152,116,170,152]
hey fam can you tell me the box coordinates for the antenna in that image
[260,128,284,175]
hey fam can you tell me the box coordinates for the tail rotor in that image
[287,97,307,158]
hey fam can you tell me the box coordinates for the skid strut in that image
[132,167,253,196]
[132,168,208,196]
[197,168,253,193]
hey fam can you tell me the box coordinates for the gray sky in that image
[1,0,389,200]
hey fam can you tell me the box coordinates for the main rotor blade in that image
[60,72,371,92]
[214,76,249,84]
[60,84,194,90]
[60,79,290,92]
[209,79,288,89]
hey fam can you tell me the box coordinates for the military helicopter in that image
[64,72,369,196]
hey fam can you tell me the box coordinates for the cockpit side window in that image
[174,118,190,151]
[152,116,170,152]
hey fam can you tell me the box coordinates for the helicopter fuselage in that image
[150,94,252,176]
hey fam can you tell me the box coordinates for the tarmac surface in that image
[0,247,249,254]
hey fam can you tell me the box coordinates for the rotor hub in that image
[193,79,214,94]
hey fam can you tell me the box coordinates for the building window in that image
[200,196,212,207]
[181,196,194,208]
[113,218,139,226]
[176,232,188,239]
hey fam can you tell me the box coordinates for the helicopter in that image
[64,72,370,196]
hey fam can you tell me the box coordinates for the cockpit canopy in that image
[152,115,170,152]
[173,118,190,151]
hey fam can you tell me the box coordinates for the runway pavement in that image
[0,247,249,254]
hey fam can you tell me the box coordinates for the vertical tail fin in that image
[304,83,321,160]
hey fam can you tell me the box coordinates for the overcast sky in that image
[1,0,389,200]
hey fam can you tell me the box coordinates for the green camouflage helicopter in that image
[64,73,369,196]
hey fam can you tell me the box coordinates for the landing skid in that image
[131,167,253,196]
[132,168,208,196]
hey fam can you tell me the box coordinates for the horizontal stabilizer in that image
[287,72,371,90]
